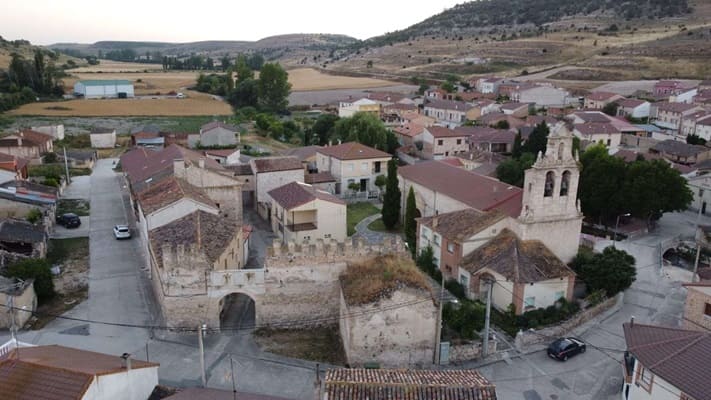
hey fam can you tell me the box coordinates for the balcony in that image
[286,222,317,232]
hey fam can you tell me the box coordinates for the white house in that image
[90,127,117,148]
[74,79,135,99]
[622,321,710,400]
[616,99,651,119]
[197,121,239,147]
[316,142,391,197]
[0,342,159,400]
[203,148,241,165]
[686,174,711,215]
[30,124,64,140]
[338,98,380,118]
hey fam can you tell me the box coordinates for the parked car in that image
[56,213,81,228]
[113,225,131,240]
[547,337,586,361]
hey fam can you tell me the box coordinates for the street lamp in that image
[614,213,631,248]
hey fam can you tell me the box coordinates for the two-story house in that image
[316,142,391,197]
[197,121,239,147]
[572,123,622,150]
[584,92,625,109]
[423,99,476,127]
[682,281,711,332]
[338,98,380,118]
[622,321,710,400]
[250,157,305,217]
[421,126,469,159]
[652,102,703,132]
[616,98,651,119]
[0,129,54,162]
[268,181,346,243]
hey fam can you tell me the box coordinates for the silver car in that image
[113,225,131,240]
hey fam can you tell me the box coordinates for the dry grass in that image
[287,68,398,91]
[69,60,164,73]
[8,90,231,116]
[340,255,433,306]
[254,326,346,365]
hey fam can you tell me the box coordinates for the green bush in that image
[416,246,442,282]
[445,278,466,300]
[3,258,55,303]
[42,178,59,187]
[443,300,485,340]
[26,208,42,224]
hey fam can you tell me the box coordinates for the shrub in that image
[4,258,55,303]
[42,152,58,163]
[26,208,42,224]
[444,278,466,300]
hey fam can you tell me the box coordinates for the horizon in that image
[1,0,462,45]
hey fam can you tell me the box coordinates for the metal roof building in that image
[73,79,134,99]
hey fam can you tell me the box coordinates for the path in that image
[352,213,399,245]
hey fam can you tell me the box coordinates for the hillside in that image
[50,34,358,66]
[0,36,83,70]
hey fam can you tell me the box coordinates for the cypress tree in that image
[381,159,401,229]
[404,186,419,255]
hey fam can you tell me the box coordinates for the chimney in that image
[198,158,205,169]
[337,139,342,145]
[120,353,132,370]
[630,316,635,327]
[328,140,332,147]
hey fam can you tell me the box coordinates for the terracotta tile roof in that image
[526,115,558,126]
[17,129,53,144]
[149,210,237,269]
[201,121,237,132]
[500,102,529,111]
[439,158,464,167]
[120,144,223,188]
[653,140,708,158]
[477,113,526,129]
[617,98,646,108]
[399,161,522,217]
[424,99,473,112]
[419,209,506,243]
[282,145,321,161]
[613,149,663,163]
[0,152,28,172]
[324,368,497,400]
[460,127,516,145]
[268,181,344,210]
[251,156,303,173]
[573,123,621,135]
[226,163,253,176]
[586,91,621,101]
[167,387,291,400]
[426,126,468,138]
[460,229,574,283]
[623,322,711,400]
[698,115,711,126]
[138,177,216,215]
[304,171,336,184]
[656,102,699,113]
[572,111,612,123]
[202,148,239,157]
[394,123,425,138]
[384,103,418,112]
[317,142,391,160]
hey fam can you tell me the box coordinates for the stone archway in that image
[219,292,256,334]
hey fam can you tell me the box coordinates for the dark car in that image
[547,337,586,361]
[56,213,81,228]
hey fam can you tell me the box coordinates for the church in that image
[403,123,582,314]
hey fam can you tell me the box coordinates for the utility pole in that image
[434,273,445,365]
[230,356,237,400]
[482,279,494,358]
[692,205,703,283]
[63,146,71,185]
[198,323,207,387]
[8,295,16,342]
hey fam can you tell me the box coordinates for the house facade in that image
[198,121,239,147]
[682,282,711,332]
[316,142,391,197]
[584,92,624,109]
[250,157,305,217]
[338,98,380,118]
[423,99,475,126]
[616,99,651,119]
[572,123,622,150]
[90,127,117,148]
[653,102,703,132]
[422,126,469,159]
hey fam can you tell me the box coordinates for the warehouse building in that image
[73,79,135,99]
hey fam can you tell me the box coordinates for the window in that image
[348,163,354,171]
[636,364,654,393]
[361,162,367,171]
[447,242,454,253]
[459,274,469,289]
[705,302,711,317]
[324,234,331,238]
[437,139,444,146]
[607,139,611,146]
[699,189,705,197]
[524,297,535,308]
[433,234,440,246]
[555,291,565,301]
[544,171,555,197]
[456,139,462,145]
[374,161,381,173]
[421,227,430,239]
[560,171,571,196]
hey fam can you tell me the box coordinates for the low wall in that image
[514,294,621,350]
[449,339,498,363]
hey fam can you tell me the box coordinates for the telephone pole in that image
[198,323,207,387]
[482,279,494,358]
[63,147,71,184]
[434,273,445,365]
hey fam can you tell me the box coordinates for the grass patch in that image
[46,237,89,266]
[367,218,402,234]
[254,326,346,365]
[346,202,379,236]
[29,290,88,330]
[28,164,91,179]
[57,199,90,216]
[340,255,433,306]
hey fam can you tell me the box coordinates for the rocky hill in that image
[0,36,83,70]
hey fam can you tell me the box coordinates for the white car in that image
[113,225,131,240]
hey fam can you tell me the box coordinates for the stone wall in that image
[683,285,711,332]
[448,339,498,363]
[514,294,621,350]
[0,279,36,329]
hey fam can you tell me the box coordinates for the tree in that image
[602,102,619,116]
[257,63,291,113]
[228,78,258,109]
[522,122,549,155]
[312,114,339,145]
[404,186,419,255]
[512,131,523,159]
[441,81,455,93]
[381,159,401,229]
[495,152,535,187]
[573,247,636,296]
[687,133,707,146]
[374,174,387,191]
[26,208,42,224]
[494,120,510,129]
[42,152,58,163]
[4,258,55,303]
[333,112,394,151]
[233,55,254,84]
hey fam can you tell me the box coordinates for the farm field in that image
[8,90,231,116]
[69,60,164,73]
[286,68,399,91]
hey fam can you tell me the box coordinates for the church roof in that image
[418,209,507,243]
[460,229,574,283]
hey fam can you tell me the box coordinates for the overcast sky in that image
[2,0,463,45]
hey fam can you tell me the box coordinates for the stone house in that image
[651,140,710,165]
[226,163,255,207]
[316,142,391,197]
[682,282,711,332]
[460,229,575,315]
[423,99,476,126]
[0,344,159,400]
[136,177,219,232]
[652,102,703,132]
[616,98,651,119]
[249,157,304,217]
[30,124,64,140]
[197,121,239,147]
[324,369,497,399]
[622,321,710,400]
[0,276,36,329]
[338,98,380,118]
[460,126,515,153]
[268,181,347,243]
[338,255,437,367]
[584,92,624,109]
[572,123,622,150]
[475,77,503,94]
[0,129,53,162]
[393,123,425,147]
[500,102,530,118]
[512,85,570,107]
[680,110,711,138]
[0,218,47,267]
[202,148,241,166]
[64,150,97,169]
[421,126,469,159]
[0,152,28,181]
[282,145,321,172]
[89,127,117,148]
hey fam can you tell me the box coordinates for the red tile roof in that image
[251,157,303,173]
[201,121,237,132]
[424,99,474,112]
[120,144,223,187]
[419,209,506,243]
[399,160,522,217]
[574,123,621,135]
[324,368,497,400]
[656,102,699,113]
[439,157,464,167]
[317,142,391,160]
[426,126,468,138]
[617,98,646,108]
[282,145,321,161]
[268,181,345,210]
[394,123,425,138]
[18,129,53,144]
[304,171,336,184]
[586,91,621,101]
[202,148,239,157]
[623,322,711,400]
[138,177,216,215]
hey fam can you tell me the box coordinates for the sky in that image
[1,0,463,45]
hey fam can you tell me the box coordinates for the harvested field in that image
[8,91,231,116]
[64,71,199,95]
[69,60,164,73]
[287,68,399,91]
